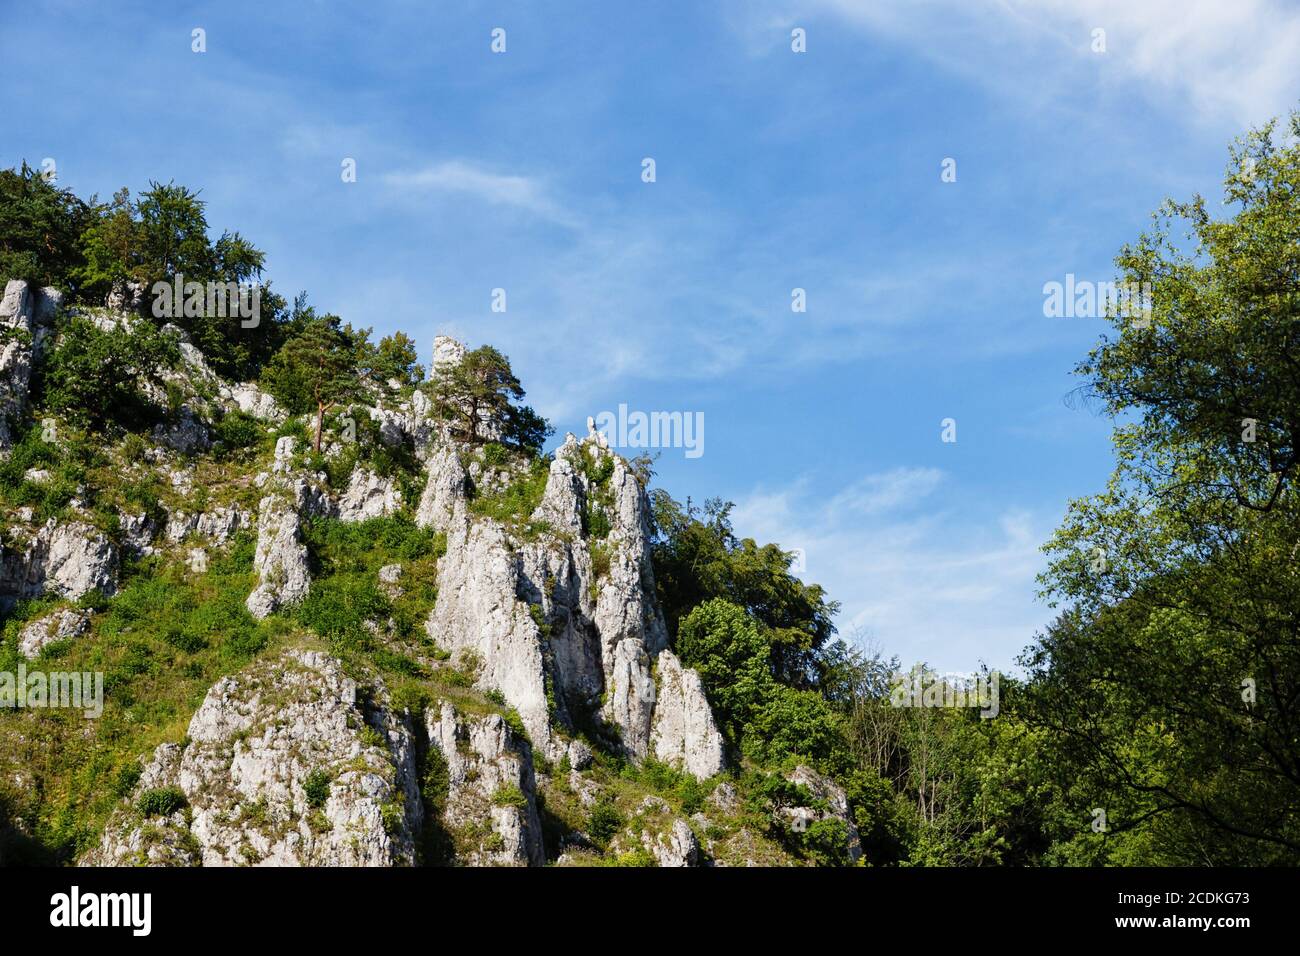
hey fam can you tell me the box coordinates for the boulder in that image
[85,650,422,867]
[650,649,725,779]
[18,607,91,658]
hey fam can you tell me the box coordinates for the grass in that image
[468,454,552,537]
[0,532,292,863]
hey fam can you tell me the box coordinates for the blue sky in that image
[5,0,1298,672]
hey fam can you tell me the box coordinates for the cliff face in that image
[0,286,753,866]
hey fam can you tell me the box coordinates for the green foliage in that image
[37,316,180,432]
[0,162,91,290]
[467,454,552,532]
[111,764,143,799]
[1029,111,1300,865]
[373,331,424,387]
[136,787,187,818]
[491,783,528,809]
[652,493,837,688]
[586,794,623,848]
[742,686,846,771]
[425,345,553,454]
[303,770,332,809]
[210,409,265,459]
[260,314,364,452]
[296,516,440,660]
[676,599,772,738]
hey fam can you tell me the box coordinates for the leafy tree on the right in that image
[1026,110,1300,864]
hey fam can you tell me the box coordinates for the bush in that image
[587,795,623,848]
[112,764,143,799]
[137,786,187,818]
[303,769,332,809]
[212,409,265,458]
[37,316,181,432]
[491,783,528,809]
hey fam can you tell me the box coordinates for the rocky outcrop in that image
[164,504,252,546]
[335,468,401,522]
[611,796,702,867]
[425,700,544,866]
[86,650,422,867]
[0,280,61,453]
[781,765,863,864]
[419,423,693,762]
[153,405,211,454]
[221,382,283,423]
[427,519,553,745]
[18,607,91,658]
[0,518,118,605]
[650,649,725,779]
[246,491,310,619]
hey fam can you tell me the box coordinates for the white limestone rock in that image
[164,504,251,546]
[85,650,422,867]
[245,492,310,619]
[782,765,863,864]
[153,405,211,454]
[0,519,118,604]
[650,649,725,779]
[221,382,284,423]
[336,468,401,522]
[425,700,544,866]
[18,608,91,659]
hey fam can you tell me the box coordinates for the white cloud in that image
[744,0,1300,127]
[382,160,577,225]
[731,468,1052,673]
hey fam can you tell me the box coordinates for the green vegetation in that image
[4,111,1299,867]
[37,315,181,432]
[425,345,553,455]
[303,770,332,810]
[137,787,187,818]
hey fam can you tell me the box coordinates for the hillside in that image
[0,279,862,866]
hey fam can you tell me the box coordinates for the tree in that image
[427,345,552,453]
[372,331,424,388]
[76,187,141,299]
[38,316,180,431]
[1031,111,1300,863]
[0,162,91,291]
[651,493,838,686]
[676,598,773,738]
[261,316,361,452]
[134,181,214,282]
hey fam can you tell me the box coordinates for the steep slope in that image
[3,292,833,867]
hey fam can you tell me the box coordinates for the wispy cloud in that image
[732,468,1052,672]
[739,0,1300,126]
[382,160,577,226]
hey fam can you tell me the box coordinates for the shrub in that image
[137,786,187,818]
[491,783,528,809]
[37,315,180,432]
[303,769,332,809]
[112,764,143,799]
[587,795,623,848]
[211,409,265,457]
